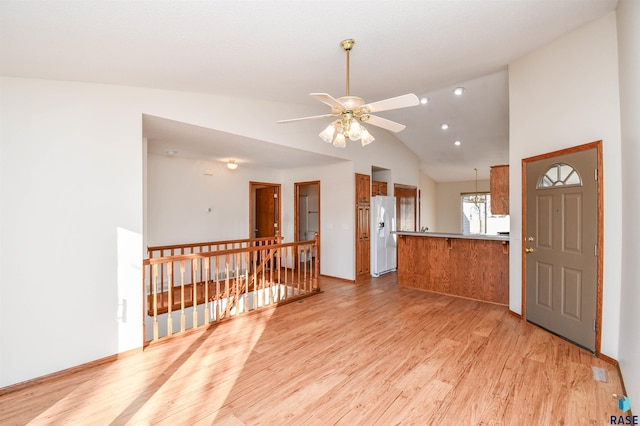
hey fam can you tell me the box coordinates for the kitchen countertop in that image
[393,231,510,242]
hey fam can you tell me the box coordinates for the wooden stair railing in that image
[147,235,283,258]
[221,244,279,320]
[143,233,319,343]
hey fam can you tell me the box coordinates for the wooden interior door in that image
[356,204,370,277]
[355,173,371,280]
[524,147,598,352]
[394,184,417,232]
[252,183,280,238]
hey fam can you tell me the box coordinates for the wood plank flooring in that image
[0,273,625,425]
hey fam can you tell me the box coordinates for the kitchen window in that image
[461,192,510,235]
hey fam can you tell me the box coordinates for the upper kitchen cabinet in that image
[371,180,388,196]
[355,173,371,205]
[490,165,509,215]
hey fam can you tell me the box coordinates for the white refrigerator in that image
[371,196,397,277]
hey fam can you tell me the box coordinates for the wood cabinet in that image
[371,180,388,196]
[356,173,371,204]
[490,165,509,215]
[355,173,371,281]
[397,234,509,305]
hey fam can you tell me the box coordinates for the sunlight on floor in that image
[30,308,277,424]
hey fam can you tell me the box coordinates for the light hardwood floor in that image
[0,274,626,425]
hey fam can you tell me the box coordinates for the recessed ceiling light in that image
[454,140,462,146]
[420,97,429,104]
[166,150,177,155]
[453,87,465,96]
[441,123,449,130]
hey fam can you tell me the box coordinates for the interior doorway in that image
[294,181,320,266]
[394,184,417,232]
[250,182,281,239]
[522,141,602,353]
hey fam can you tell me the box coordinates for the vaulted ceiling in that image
[0,0,618,181]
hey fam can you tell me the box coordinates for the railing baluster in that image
[192,258,198,329]
[235,252,240,314]
[216,255,221,322]
[152,264,159,341]
[252,249,258,309]
[296,246,302,295]
[285,246,289,286]
[261,248,267,307]
[180,260,186,333]
[277,246,282,302]
[245,251,250,311]
[167,262,173,337]
[225,254,230,316]
[204,257,210,325]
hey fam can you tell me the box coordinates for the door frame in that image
[249,181,281,239]
[294,180,321,266]
[294,181,320,243]
[394,183,417,232]
[521,140,603,355]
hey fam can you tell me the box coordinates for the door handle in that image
[525,247,534,253]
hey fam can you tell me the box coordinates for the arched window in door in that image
[537,163,582,188]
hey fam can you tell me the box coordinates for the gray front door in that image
[525,147,598,351]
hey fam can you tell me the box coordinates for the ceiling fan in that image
[278,38,419,147]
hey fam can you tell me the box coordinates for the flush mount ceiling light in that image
[166,150,177,155]
[453,87,466,96]
[278,39,419,148]
[441,123,449,130]
[454,140,462,146]
[420,97,429,105]
[226,160,238,170]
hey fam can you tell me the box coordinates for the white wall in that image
[0,76,421,386]
[616,0,640,411]
[508,12,622,359]
[1,79,144,386]
[419,172,437,231]
[147,153,284,246]
[282,163,355,280]
[435,179,490,233]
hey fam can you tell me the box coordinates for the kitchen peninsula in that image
[395,232,509,305]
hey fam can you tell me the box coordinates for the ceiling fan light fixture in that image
[347,119,363,140]
[360,128,375,146]
[319,123,336,143]
[333,132,346,148]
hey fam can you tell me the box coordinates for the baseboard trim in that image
[319,274,355,283]
[508,310,522,320]
[0,346,142,397]
[597,352,618,366]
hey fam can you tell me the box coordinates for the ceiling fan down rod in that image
[341,39,355,97]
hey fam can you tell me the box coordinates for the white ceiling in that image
[0,0,617,181]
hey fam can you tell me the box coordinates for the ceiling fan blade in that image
[278,113,338,124]
[310,93,346,111]
[363,93,419,113]
[364,115,406,133]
